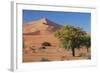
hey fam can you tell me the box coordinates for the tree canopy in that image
[54,25,88,56]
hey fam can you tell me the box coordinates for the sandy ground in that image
[23,46,91,62]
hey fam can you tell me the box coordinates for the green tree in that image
[80,34,91,52]
[54,25,86,56]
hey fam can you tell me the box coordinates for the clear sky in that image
[23,10,91,32]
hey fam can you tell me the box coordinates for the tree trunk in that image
[72,48,75,56]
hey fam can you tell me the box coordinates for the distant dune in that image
[23,18,62,35]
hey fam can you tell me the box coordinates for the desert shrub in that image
[40,58,50,61]
[42,42,51,46]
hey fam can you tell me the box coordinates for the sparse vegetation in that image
[54,25,90,56]
[42,42,51,46]
[80,35,91,52]
[40,58,50,61]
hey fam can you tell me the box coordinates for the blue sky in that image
[23,10,91,32]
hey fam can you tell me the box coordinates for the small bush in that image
[42,42,51,46]
[40,58,50,61]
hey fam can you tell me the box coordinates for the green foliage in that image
[80,34,91,52]
[54,25,87,56]
[85,35,91,49]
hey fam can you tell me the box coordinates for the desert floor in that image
[23,46,91,62]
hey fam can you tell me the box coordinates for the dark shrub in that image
[40,58,50,61]
[42,42,51,46]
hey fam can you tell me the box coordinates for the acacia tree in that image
[80,34,91,52]
[85,35,91,52]
[54,25,86,56]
